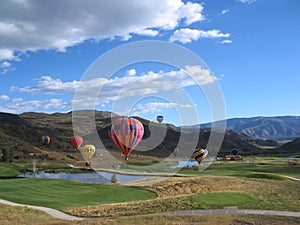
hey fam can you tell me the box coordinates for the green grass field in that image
[0,163,20,178]
[0,157,299,220]
[179,159,300,179]
[0,178,157,210]
[189,192,259,207]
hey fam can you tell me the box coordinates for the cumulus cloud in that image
[12,65,216,106]
[0,61,11,69]
[0,49,19,61]
[126,69,137,77]
[0,98,69,113]
[222,39,232,44]
[0,0,205,61]
[11,76,79,94]
[178,2,205,25]
[170,28,230,43]
[131,102,193,114]
[0,95,9,101]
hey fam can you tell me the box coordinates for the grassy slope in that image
[1,204,300,225]
[179,159,300,179]
[0,163,19,178]
[0,178,156,210]
[66,176,300,217]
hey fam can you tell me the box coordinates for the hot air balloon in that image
[156,115,164,123]
[232,148,239,155]
[192,148,208,164]
[108,117,144,160]
[71,136,83,149]
[41,135,50,145]
[82,144,96,166]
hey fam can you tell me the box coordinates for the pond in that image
[18,171,147,183]
[170,160,199,168]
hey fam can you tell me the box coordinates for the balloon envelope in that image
[192,148,208,164]
[82,144,96,160]
[71,136,83,148]
[41,135,50,144]
[232,148,239,155]
[108,117,144,159]
[156,115,164,123]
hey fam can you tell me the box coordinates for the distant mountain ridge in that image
[1,111,292,160]
[199,116,300,142]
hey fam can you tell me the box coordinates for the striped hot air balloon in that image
[192,148,208,164]
[108,117,144,160]
[41,135,50,145]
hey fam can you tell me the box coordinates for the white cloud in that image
[0,49,19,61]
[0,0,205,61]
[126,69,137,77]
[131,102,194,114]
[178,2,205,25]
[0,95,9,101]
[0,60,15,74]
[135,29,159,37]
[219,9,229,15]
[222,39,232,44]
[11,76,79,94]
[0,61,11,68]
[237,0,256,4]
[12,65,216,106]
[0,98,69,113]
[170,28,230,43]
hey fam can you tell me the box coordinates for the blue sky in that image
[0,0,299,126]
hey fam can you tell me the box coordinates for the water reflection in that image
[18,171,147,183]
[170,161,198,168]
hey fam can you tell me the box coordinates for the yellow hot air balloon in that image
[82,144,96,161]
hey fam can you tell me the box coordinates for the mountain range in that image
[0,111,299,161]
[196,116,300,142]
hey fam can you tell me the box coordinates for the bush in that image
[1,148,14,162]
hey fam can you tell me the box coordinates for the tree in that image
[2,148,14,162]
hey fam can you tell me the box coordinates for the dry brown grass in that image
[82,214,300,225]
[64,176,300,218]
[1,204,300,225]
[0,204,64,225]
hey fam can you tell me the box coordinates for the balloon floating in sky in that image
[108,117,144,160]
[41,135,50,145]
[156,115,164,123]
[192,148,208,164]
[82,144,96,161]
[71,136,83,149]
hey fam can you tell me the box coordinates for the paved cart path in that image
[1,199,300,221]
[0,199,85,221]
